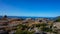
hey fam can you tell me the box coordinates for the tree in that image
[3,15,7,18]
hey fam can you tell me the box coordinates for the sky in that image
[0,0,60,17]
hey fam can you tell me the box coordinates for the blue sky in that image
[0,0,60,17]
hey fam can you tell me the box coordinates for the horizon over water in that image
[0,15,57,20]
[0,15,56,19]
[0,15,56,17]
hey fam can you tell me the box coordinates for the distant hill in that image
[0,16,55,20]
[0,16,2,18]
[54,16,60,22]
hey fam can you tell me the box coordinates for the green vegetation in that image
[55,18,60,22]
[40,23,49,32]
[15,29,34,34]
[55,16,60,22]
[15,24,34,34]
[15,22,57,34]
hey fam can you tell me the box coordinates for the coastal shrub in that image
[15,30,34,34]
[55,16,60,22]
